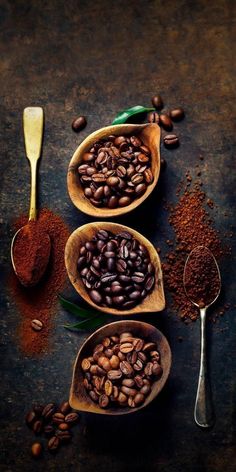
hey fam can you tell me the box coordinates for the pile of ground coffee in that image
[10,209,69,355]
[162,185,224,321]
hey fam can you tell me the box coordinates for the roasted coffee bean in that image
[134,393,145,405]
[108,195,118,208]
[152,362,163,376]
[163,134,179,148]
[110,355,120,369]
[118,392,127,404]
[120,361,134,377]
[144,362,153,376]
[25,410,36,427]
[72,115,87,132]
[83,152,94,162]
[145,275,155,291]
[98,356,111,371]
[133,359,143,371]
[134,375,144,388]
[44,425,55,437]
[48,436,60,452]
[143,342,157,352]
[52,412,65,425]
[31,319,43,331]
[120,342,134,354]
[118,196,131,207]
[42,403,56,420]
[170,107,185,121]
[159,114,173,131]
[99,394,109,408]
[147,111,159,124]
[31,442,42,458]
[89,391,99,402]
[140,384,151,395]
[56,430,72,442]
[107,369,122,380]
[81,358,91,371]
[33,419,43,434]
[89,289,102,304]
[58,422,69,431]
[151,95,163,110]
[126,351,138,364]
[104,380,113,396]
[135,183,147,195]
[144,168,154,184]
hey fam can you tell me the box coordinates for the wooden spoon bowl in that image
[69,320,171,415]
[65,222,165,316]
[67,123,161,217]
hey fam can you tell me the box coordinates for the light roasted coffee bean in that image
[31,442,42,457]
[31,319,43,331]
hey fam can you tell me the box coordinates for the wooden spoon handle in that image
[23,107,44,220]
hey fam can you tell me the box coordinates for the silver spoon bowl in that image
[183,245,221,428]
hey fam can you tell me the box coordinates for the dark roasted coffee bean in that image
[152,362,163,376]
[152,95,163,110]
[170,107,185,121]
[99,394,109,408]
[163,134,179,148]
[25,410,36,427]
[135,183,147,195]
[130,136,142,147]
[134,375,144,388]
[89,290,102,304]
[72,115,87,132]
[108,195,118,208]
[65,412,79,424]
[113,295,125,306]
[144,168,154,184]
[159,114,173,131]
[52,412,65,425]
[106,176,119,187]
[118,196,131,207]
[121,386,137,397]
[48,436,60,452]
[126,351,138,364]
[145,275,155,291]
[147,111,159,124]
[44,424,55,437]
[131,173,144,185]
[101,273,117,284]
[42,403,56,420]
[116,259,127,273]
[33,420,43,434]
[56,430,72,442]
[89,390,99,402]
[129,290,141,300]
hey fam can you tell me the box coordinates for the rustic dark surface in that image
[1,1,236,471]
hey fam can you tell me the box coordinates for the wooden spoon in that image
[69,320,171,415]
[65,222,165,315]
[67,123,161,217]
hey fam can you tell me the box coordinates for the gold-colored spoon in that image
[11,107,51,287]
[183,245,221,428]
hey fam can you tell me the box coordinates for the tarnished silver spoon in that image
[183,245,221,428]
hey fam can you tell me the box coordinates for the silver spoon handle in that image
[194,307,214,428]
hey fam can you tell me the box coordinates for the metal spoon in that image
[183,245,221,428]
[11,107,51,286]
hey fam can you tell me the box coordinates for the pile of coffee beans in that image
[77,134,153,208]
[25,400,79,457]
[81,331,163,409]
[148,94,185,149]
[77,229,155,309]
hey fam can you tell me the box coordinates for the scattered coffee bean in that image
[77,230,155,309]
[31,442,42,458]
[147,111,159,124]
[72,115,87,132]
[26,399,79,457]
[163,134,179,148]
[31,319,43,331]
[48,435,60,452]
[170,108,185,121]
[25,410,36,427]
[77,134,153,208]
[151,95,163,110]
[82,331,163,409]
[159,114,173,131]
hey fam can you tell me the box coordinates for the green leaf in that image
[59,295,100,319]
[112,106,155,125]
[63,315,106,331]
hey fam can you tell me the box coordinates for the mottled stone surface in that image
[0,1,236,471]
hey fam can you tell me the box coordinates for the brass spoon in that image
[183,246,221,428]
[11,107,51,286]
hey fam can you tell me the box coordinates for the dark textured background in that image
[0,1,236,471]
